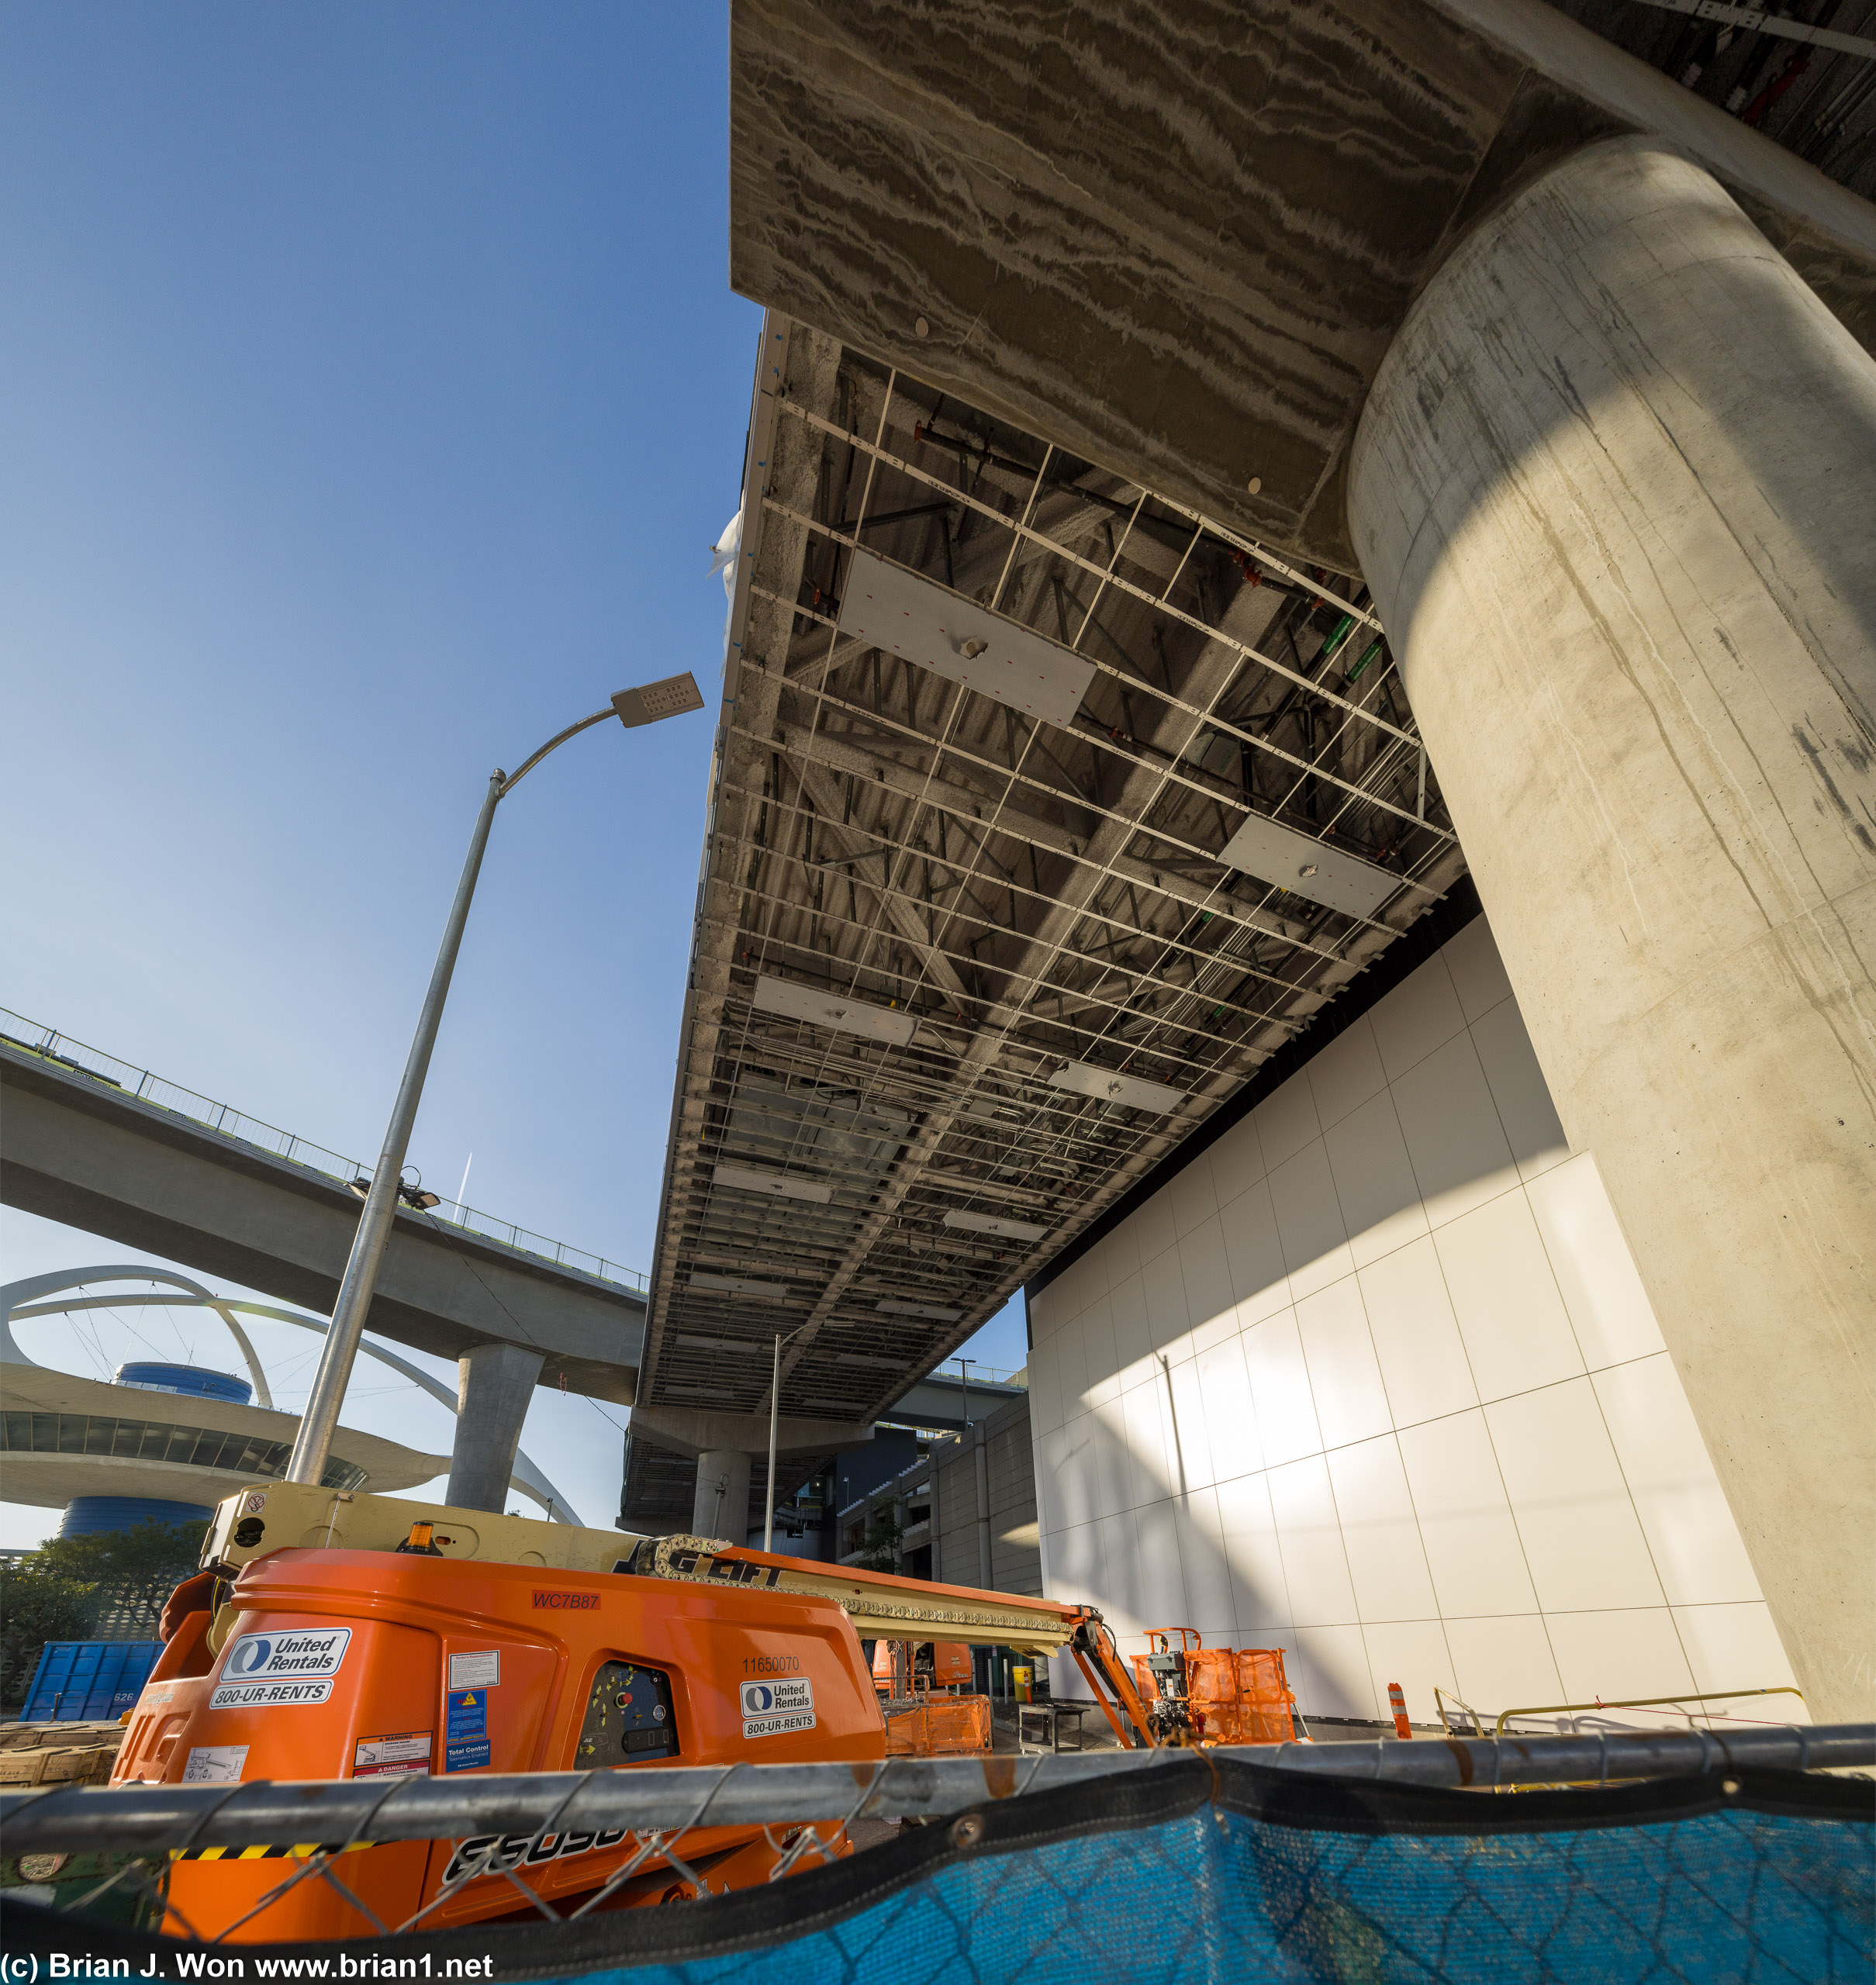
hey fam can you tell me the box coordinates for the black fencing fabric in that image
[5,1760,1870,1981]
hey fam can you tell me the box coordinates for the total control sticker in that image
[211,1627,351,1710]
[740,1677,815,1740]
[354,1731,433,1778]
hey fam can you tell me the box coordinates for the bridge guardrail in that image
[0,1009,647,1296]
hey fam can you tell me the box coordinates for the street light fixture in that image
[283,672,706,1489]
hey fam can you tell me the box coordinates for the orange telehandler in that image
[111,1481,1160,1939]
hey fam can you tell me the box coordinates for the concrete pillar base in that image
[693,1448,752,1541]
[1350,136,1876,1720]
[446,1341,544,1514]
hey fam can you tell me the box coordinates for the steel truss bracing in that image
[627,319,1467,1530]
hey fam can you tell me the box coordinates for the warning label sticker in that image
[354,1731,433,1778]
[739,1676,815,1740]
[448,1649,500,1690]
[182,1745,248,1783]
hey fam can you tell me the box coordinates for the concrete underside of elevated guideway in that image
[1,1043,644,1406]
[730,0,1875,575]
[727,0,1876,1722]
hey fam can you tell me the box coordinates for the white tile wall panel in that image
[1165,1152,1220,1239]
[1442,915,1515,1024]
[1526,1154,1667,1369]
[1121,1377,1176,1507]
[1270,1456,1359,1626]
[1135,1497,1191,1629]
[1306,1013,1390,1131]
[1396,1412,1540,1618]
[1243,1312,1323,1467]
[1174,1487,1236,1637]
[1053,1317,1090,1422]
[1470,998,1570,1181]
[1392,1032,1522,1227]
[1079,1294,1120,1407]
[1358,1238,1480,1428]
[1324,1090,1430,1267]
[1369,954,1467,1080]
[1487,1381,1667,1613]
[1102,1219,1142,1286]
[1177,1214,1237,1339]
[1252,1075,1321,1171]
[1028,1282,1063,1343]
[1328,1436,1441,1623]
[1267,1142,1356,1299]
[1670,1603,1802,1701]
[1093,1510,1145,1635]
[1593,1355,1764,1606]
[1130,1186,1179,1269]
[1216,1471,1294,1631]
[1204,1113,1266,1205]
[1029,916,1777,1727]
[1362,1619,1458,1728]
[1188,1296,1242,1359]
[1196,1337,1263,1484]
[1444,1614,1565,1716]
[1028,1341,1063,1437]
[1142,1247,1191,1350]
[1219,1182,1293,1322]
[1436,1190,1584,1402]
[1165,1357,1214,1495]
[1543,1609,1695,1705]
[1109,1271,1152,1376]
[1294,1623,1381,1720]
[1052,1416,1100,1535]
[1296,1279,1393,1450]
[1090,1407,1133,1525]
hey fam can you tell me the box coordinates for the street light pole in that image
[284,674,704,1489]
[762,1322,806,1554]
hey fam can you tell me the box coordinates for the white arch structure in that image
[2,1266,579,1524]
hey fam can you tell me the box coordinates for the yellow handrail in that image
[1435,1684,1487,1735]
[1493,1686,1804,1736]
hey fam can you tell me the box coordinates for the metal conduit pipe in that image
[5,1726,1868,1854]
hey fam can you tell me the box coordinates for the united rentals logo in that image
[532,1591,599,1610]
[211,1628,352,1710]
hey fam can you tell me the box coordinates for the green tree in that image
[0,1558,92,1705]
[854,1514,903,1572]
[0,1521,203,1704]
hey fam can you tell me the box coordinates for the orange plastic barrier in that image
[883,1693,993,1756]
[1187,1647,1298,1745]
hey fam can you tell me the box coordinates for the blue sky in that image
[0,5,1023,1545]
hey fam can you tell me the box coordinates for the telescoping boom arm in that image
[620,1531,1159,1749]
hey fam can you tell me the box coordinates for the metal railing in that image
[5,1727,1867,1859]
[0,1008,647,1295]
[1492,1686,1807,1736]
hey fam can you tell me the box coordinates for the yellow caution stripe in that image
[170,1842,374,1862]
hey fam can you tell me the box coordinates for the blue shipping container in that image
[21,1640,161,1721]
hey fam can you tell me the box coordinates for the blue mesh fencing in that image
[5,1759,1869,1981]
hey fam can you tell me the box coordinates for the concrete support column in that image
[692,1448,751,1541]
[1349,137,1875,1720]
[447,1341,544,1514]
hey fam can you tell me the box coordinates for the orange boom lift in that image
[113,1483,1159,1940]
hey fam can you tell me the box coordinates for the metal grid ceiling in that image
[624,318,1469,1528]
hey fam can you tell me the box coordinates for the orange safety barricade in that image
[883,1693,993,1755]
[1187,1647,1298,1745]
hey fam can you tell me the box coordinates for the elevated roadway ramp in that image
[0,1030,644,1407]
